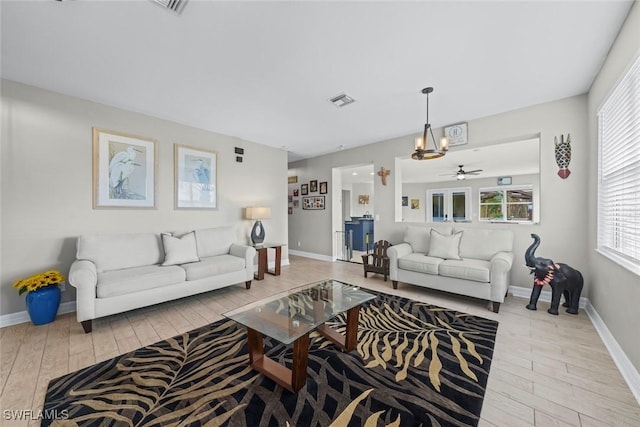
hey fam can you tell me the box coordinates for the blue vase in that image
[26,285,61,325]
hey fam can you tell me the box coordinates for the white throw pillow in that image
[427,230,462,260]
[161,231,200,266]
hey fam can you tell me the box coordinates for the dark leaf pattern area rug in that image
[44,290,498,426]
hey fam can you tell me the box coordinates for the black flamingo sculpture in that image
[525,234,583,315]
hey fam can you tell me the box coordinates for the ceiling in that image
[1,1,633,162]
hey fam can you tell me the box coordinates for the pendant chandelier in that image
[412,87,449,160]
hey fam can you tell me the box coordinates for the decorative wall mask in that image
[555,134,571,179]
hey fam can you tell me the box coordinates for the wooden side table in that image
[253,243,284,280]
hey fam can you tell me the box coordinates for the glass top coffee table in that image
[224,279,376,392]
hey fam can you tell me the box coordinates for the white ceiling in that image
[1,1,633,162]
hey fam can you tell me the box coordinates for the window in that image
[597,54,640,274]
[479,186,533,222]
[426,188,471,222]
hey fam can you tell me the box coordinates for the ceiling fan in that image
[441,165,483,180]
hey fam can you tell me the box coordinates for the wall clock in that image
[444,123,468,146]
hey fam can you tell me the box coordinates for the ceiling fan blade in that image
[465,169,483,174]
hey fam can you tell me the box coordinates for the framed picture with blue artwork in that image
[175,144,218,209]
[93,128,158,209]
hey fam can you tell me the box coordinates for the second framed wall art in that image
[175,144,217,209]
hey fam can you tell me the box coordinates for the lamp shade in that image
[245,207,271,220]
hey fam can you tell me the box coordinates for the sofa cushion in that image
[77,233,163,273]
[195,226,235,258]
[162,232,199,266]
[439,259,491,283]
[97,265,186,298]
[398,253,443,275]
[403,225,453,254]
[427,230,462,260]
[181,255,246,281]
[456,228,514,261]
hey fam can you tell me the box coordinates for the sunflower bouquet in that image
[12,270,65,295]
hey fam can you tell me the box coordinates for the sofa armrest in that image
[388,243,413,280]
[489,251,514,303]
[230,243,257,280]
[68,260,98,322]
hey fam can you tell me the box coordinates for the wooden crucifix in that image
[377,167,391,186]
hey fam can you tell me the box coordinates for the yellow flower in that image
[12,269,65,296]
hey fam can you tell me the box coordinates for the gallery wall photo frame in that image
[310,180,318,192]
[174,144,218,209]
[93,128,158,209]
[301,184,309,195]
[319,181,328,194]
[302,196,325,210]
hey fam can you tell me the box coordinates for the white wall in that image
[289,94,589,294]
[587,2,640,372]
[1,80,288,316]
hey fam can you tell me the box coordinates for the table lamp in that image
[245,207,271,245]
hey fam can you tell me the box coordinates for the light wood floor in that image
[1,256,638,426]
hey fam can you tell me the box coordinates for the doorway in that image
[332,163,375,264]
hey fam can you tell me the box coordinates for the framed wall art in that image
[319,181,328,194]
[444,122,468,147]
[301,184,309,195]
[302,196,325,210]
[293,189,299,197]
[93,128,157,209]
[310,180,318,192]
[175,144,217,209]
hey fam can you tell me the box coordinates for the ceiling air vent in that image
[329,93,356,108]
[151,0,187,14]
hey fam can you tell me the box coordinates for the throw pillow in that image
[427,230,463,260]
[161,231,200,266]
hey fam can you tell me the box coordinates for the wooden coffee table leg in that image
[290,333,310,392]
[246,328,310,393]
[343,305,360,352]
[316,305,361,352]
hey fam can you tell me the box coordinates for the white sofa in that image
[388,225,514,313]
[68,226,256,333]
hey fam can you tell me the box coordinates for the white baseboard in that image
[0,300,76,328]
[584,301,640,405]
[509,285,640,406]
[288,249,333,262]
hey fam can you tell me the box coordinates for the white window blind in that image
[597,53,640,274]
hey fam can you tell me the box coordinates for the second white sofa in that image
[388,225,514,313]
[69,226,256,333]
